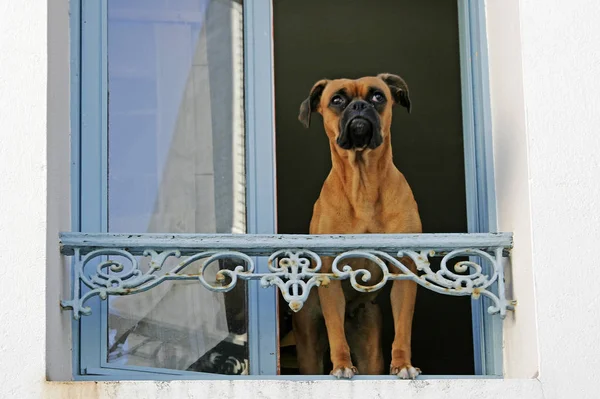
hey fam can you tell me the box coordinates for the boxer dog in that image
[294,73,421,379]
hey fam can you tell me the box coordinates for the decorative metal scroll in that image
[59,232,515,320]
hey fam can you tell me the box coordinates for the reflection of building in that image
[108,0,245,235]
[108,0,247,371]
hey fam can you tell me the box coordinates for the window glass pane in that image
[106,0,248,375]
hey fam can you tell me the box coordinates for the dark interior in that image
[273,0,474,375]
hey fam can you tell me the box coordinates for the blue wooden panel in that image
[78,0,108,374]
[244,0,278,375]
[470,0,503,376]
[69,0,82,379]
[74,0,279,378]
[458,0,502,376]
[457,0,482,375]
[70,0,81,234]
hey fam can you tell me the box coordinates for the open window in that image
[64,0,510,379]
[274,0,490,375]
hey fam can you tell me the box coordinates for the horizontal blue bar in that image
[60,232,513,256]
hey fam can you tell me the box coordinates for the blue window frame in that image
[70,0,501,379]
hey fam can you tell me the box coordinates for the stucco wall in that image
[518,0,600,397]
[486,0,539,379]
[0,0,50,397]
[1,0,600,397]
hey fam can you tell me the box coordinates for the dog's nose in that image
[349,118,371,136]
[349,100,372,111]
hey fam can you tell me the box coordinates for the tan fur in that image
[293,75,421,378]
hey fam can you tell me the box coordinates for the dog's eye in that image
[330,95,346,106]
[371,92,385,103]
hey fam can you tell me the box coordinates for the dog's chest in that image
[314,169,418,234]
[348,199,391,233]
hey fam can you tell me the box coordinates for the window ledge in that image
[48,377,544,399]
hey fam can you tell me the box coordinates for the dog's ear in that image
[298,79,329,128]
[377,73,411,113]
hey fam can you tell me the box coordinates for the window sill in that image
[47,377,545,399]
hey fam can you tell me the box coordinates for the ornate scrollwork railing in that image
[59,232,515,319]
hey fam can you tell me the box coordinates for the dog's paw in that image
[390,365,421,380]
[330,365,358,379]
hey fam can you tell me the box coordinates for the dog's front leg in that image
[389,256,420,379]
[292,290,326,375]
[318,256,357,379]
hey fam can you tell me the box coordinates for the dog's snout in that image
[349,100,372,111]
[338,98,382,150]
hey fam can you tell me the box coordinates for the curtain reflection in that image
[107,0,247,374]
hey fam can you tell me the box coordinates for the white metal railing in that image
[59,232,515,319]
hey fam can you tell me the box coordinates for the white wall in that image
[0,0,50,397]
[486,0,539,379]
[518,0,600,397]
[1,0,600,397]
[490,3,600,397]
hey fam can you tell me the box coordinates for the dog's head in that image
[298,73,411,151]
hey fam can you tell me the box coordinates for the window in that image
[63,0,512,379]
